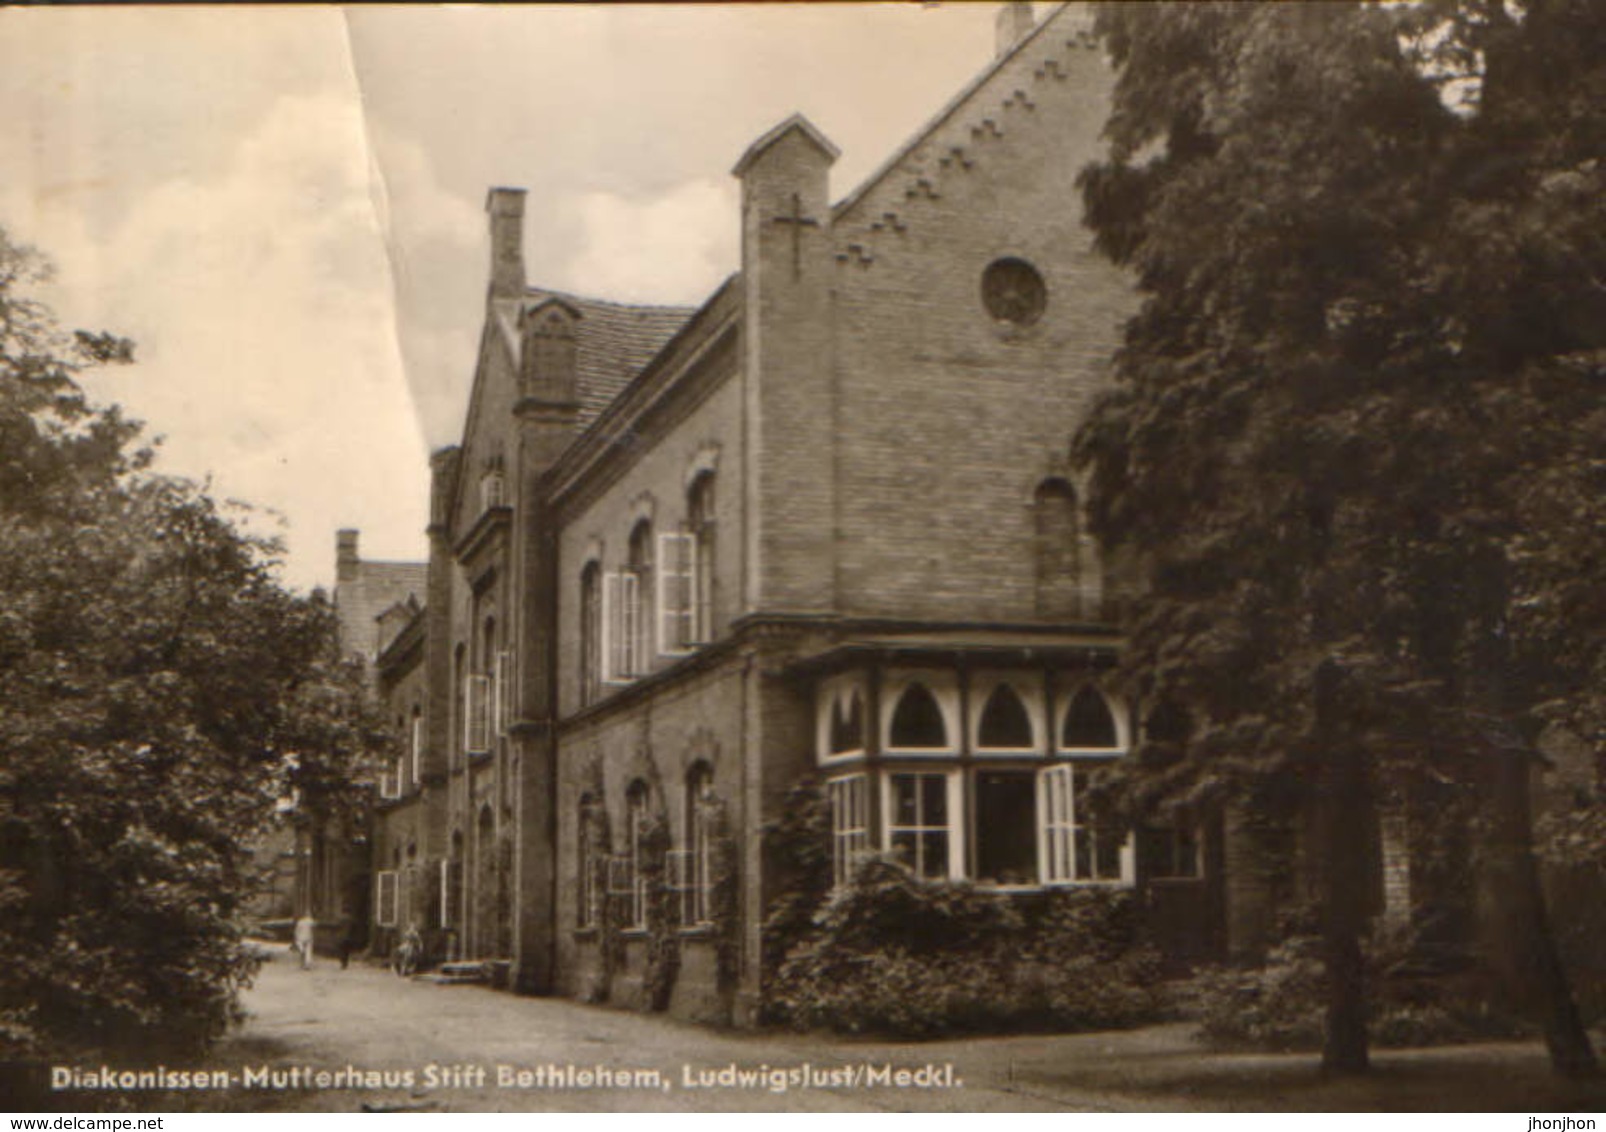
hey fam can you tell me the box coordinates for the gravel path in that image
[159,945,1606,1113]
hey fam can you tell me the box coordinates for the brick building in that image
[367,2,1269,1022]
[294,531,426,954]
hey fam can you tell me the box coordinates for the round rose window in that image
[981,257,1047,326]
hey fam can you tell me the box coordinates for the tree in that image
[1074,1,1604,1076]
[0,230,394,1057]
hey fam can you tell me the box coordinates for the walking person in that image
[293,913,315,971]
[338,919,358,970]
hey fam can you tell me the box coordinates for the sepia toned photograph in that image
[2,1,1604,1118]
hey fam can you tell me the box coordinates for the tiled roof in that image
[502,288,696,430]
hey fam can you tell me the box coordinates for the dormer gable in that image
[519,296,583,405]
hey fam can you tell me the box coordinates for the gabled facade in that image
[371,2,1243,1022]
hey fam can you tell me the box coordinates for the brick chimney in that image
[996,2,1035,57]
[336,528,360,583]
[486,187,527,301]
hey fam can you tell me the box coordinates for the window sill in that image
[678,924,716,939]
[573,927,599,942]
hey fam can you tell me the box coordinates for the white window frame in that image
[606,851,648,932]
[880,673,961,757]
[1038,761,1133,886]
[410,714,424,784]
[881,769,962,880]
[438,859,454,929]
[971,675,1047,756]
[375,870,399,927]
[656,531,697,657]
[463,673,491,754]
[600,571,643,684]
[666,848,711,927]
[1056,685,1130,755]
[816,677,868,765]
[480,470,505,513]
[828,774,872,889]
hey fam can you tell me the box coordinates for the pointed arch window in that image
[830,690,865,755]
[1034,478,1083,620]
[977,683,1034,749]
[889,682,948,749]
[1061,685,1120,751]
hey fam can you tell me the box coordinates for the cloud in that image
[559,179,739,306]
[360,121,485,448]
[23,91,431,591]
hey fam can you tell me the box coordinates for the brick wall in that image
[553,655,754,1013]
[553,365,745,719]
[826,14,1134,622]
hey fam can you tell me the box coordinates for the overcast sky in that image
[0,3,1008,591]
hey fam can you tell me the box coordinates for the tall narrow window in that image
[580,562,601,703]
[975,770,1038,884]
[887,771,953,880]
[493,649,513,734]
[681,764,715,926]
[1034,478,1082,620]
[624,781,649,930]
[688,472,715,644]
[577,799,598,930]
[977,683,1034,749]
[409,707,423,784]
[453,643,467,765]
[889,682,948,749]
[626,521,653,678]
[375,871,399,927]
[828,775,870,888]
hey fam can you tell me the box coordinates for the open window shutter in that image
[376,871,398,927]
[656,531,695,655]
[411,717,423,784]
[1038,765,1075,884]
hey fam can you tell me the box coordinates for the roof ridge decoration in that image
[831,2,1094,271]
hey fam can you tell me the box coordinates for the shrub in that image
[1183,924,1527,1051]
[766,858,1163,1037]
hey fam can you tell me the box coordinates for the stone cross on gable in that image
[771,192,819,280]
